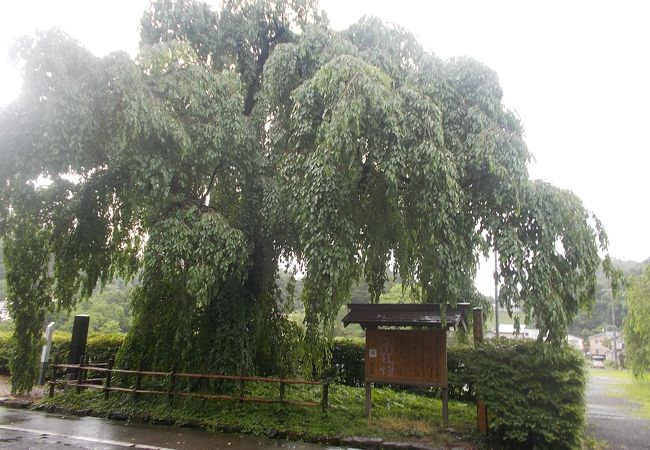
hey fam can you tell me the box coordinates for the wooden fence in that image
[48,355,329,410]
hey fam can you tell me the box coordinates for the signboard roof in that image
[342,303,469,330]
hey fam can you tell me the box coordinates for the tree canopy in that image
[623,266,650,377]
[0,0,612,392]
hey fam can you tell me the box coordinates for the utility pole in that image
[494,250,499,339]
[601,288,619,370]
[611,296,619,370]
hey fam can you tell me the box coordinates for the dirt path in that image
[0,376,12,398]
[0,375,47,400]
[587,371,650,450]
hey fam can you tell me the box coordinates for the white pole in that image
[38,322,56,385]
[494,250,499,339]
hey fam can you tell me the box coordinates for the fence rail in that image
[48,355,329,410]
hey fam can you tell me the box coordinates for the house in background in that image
[588,331,624,364]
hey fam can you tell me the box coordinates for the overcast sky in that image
[1,1,648,295]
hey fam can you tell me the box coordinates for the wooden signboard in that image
[365,329,447,386]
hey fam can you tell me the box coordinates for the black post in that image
[69,315,90,378]
[76,354,85,394]
[104,357,114,400]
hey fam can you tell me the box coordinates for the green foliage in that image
[251,310,306,377]
[465,340,586,450]
[623,265,650,378]
[331,337,365,386]
[0,242,5,301]
[496,182,607,342]
[569,258,646,337]
[0,332,11,374]
[49,332,125,366]
[3,221,51,393]
[0,0,611,392]
[46,282,132,333]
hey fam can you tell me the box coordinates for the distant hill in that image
[569,257,649,338]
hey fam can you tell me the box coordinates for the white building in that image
[567,335,584,352]
[0,300,9,321]
[487,323,540,340]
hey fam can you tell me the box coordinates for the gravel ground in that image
[587,371,650,450]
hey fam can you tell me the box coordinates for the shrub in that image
[331,337,365,386]
[49,332,124,365]
[463,339,586,450]
[0,332,11,374]
[0,332,124,376]
[446,345,476,401]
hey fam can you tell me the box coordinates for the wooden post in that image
[473,308,488,434]
[238,370,245,404]
[201,366,208,392]
[321,381,329,412]
[279,374,286,402]
[76,355,85,394]
[473,308,484,343]
[364,382,372,420]
[442,387,449,428]
[134,359,143,399]
[104,357,114,401]
[168,363,177,406]
[49,355,59,398]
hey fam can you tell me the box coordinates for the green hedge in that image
[331,337,365,386]
[0,332,11,374]
[468,339,586,450]
[0,332,124,375]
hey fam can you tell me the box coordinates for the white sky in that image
[1,0,649,295]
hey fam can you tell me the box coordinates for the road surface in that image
[587,370,650,450]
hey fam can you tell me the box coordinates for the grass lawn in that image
[35,382,479,447]
[589,367,650,419]
[484,309,517,331]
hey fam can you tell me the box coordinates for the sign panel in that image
[365,329,447,386]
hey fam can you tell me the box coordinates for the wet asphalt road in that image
[0,408,339,450]
[587,371,650,450]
